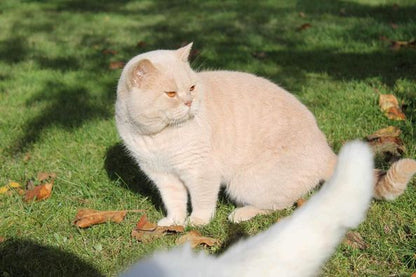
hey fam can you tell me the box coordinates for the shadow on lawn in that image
[104,143,164,211]
[0,239,103,277]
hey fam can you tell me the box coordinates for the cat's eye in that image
[189,85,196,92]
[165,91,176,98]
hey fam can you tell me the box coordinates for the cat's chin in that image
[168,114,194,127]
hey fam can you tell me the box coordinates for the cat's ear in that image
[176,42,193,62]
[130,59,157,87]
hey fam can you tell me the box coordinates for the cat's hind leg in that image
[228,206,272,223]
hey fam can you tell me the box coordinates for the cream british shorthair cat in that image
[115,43,416,226]
[121,141,374,276]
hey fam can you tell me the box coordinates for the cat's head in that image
[117,43,201,134]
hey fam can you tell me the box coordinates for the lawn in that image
[0,0,415,276]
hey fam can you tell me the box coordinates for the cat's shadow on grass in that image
[0,239,104,277]
[104,142,164,211]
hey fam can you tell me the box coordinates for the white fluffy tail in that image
[219,141,374,276]
[121,141,375,277]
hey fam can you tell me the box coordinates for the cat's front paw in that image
[157,217,185,226]
[188,211,213,226]
[188,216,210,226]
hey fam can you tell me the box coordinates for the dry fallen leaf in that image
[176,230,219,248]
[379,94,406,120]
[388,39,416,50]
[131,215,184,243]
[297,23,311,31]
[366,125,401,140]
[73,209,144,228]
[37,172,57,182]
[0,236,5,243]
[252,51,267,59]
[26,179,35,191]
[137,41,147,48]
[136,214,157,231]
[23,153,31,162]
[109,61,125,70]
[411,272,416,277]
[295,198,306,208]
[102,49,118,55]
[365,126,405,160]
[0,181,22,194]
[24,182,53,202]
[298,12,306,18]
[343,231,367,250]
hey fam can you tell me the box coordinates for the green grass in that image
[1,0,415,276]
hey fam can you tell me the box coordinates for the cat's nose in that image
[184,100,192,107]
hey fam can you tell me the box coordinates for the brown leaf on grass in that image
[24,182,53,202]
[189,49,200,60]
[37,172,57,182]
[26,179,35,191]
[176,230,219,248]
[365,126,405,160]
[379,35,416,50]
[366,125,401,140]
[131,215,184,243]
[23,153,31,162]
[379,94,406,120]
[109,61,125,70]
[343,231,368,250]
[102,49,118,55]
[137,41,147,48]
[0,181,22,195]
[0,236,5,243]
[73,209,145,228]
[297,23,311,31]
[390,39,416,50]
[135,214,157,231]
[411,272,416,277]
[295,198,306,208]
[252,51,267,59]
[298,12,306,18]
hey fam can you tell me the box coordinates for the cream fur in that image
[121,141,374,277]
[116,44,337,226]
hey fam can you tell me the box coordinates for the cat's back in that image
[198,70,317,131]
[198,70,311,116]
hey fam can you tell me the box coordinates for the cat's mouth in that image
[166,108,195,127]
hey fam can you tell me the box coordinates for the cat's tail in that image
[219,141,375,276]
[374,159,416,200]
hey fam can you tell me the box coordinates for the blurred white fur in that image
[121,141,374,277]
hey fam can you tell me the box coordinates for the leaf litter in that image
[378,94,406,121]
[365,126,405,161]
[131,214,184,243]
[24,172,56,202]
[176,230,219,248]
[343,231,368,250]
[0,181,24,195]
[73,209,145,228]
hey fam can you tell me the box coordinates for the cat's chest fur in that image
[120,119,211,173]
